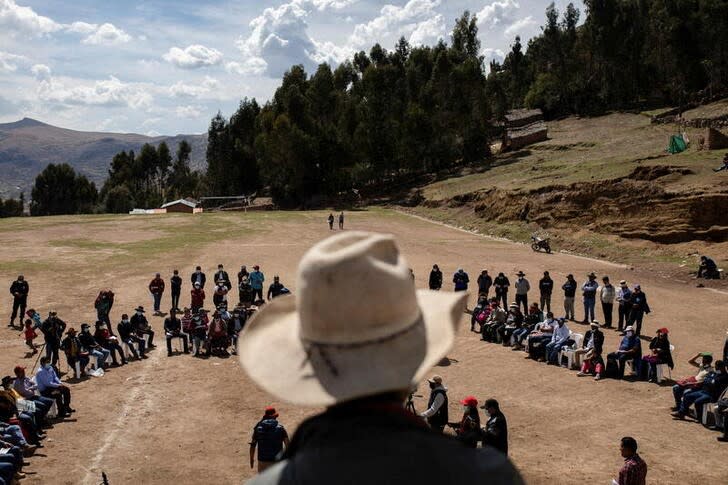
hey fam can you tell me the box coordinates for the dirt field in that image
[1,209,726,485]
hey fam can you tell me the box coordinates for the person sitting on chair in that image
[60,328,89,378]
[641,328,674,382]
[164,309,189,356]
[606,326,641,379]
[545,318,570,365]
[672,360,728,420]
[671,352,714,411]
[526,312,556,360]
[575,321,604,372]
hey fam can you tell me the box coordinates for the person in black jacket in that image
[538,271,553,313]
[191,266,206,289]
[164,309,188,356]
[493,272,510,309]
[641,328,674,382]
[9,275,29,329]
[482,399,509,455]
[562,274,577,320]
[170,269,182,312]
[428,265,442,291]
[40,311,65,366]
[117,314,145,360]
[214,264,232,290]
[130,306,154,349]
[575,321,604,371]
[626,284,650,335]
[477,270,492,298]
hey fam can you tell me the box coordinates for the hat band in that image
[300,314,423,378]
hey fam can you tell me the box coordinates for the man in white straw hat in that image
[239,231,522,484]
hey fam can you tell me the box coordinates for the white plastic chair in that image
[702,387,728,427]
[655,345,676,382]
[559,332,584,369]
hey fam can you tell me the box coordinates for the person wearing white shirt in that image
[599,276,616,328]
[545,318,570,365]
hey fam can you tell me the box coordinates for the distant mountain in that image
[0,118,207,198]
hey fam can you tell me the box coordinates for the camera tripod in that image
[405,393,416,414]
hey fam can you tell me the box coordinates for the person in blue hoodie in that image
[250,407,289,474]
[250,265,266,303]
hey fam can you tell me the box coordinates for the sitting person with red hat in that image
[250,406,289,474]
[641,328,674,382]
[449,395,481,444]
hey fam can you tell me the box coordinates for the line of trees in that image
[0,194,24,218]
[100,140,201,213]
[30,163,98,216]
[204,1,728,207]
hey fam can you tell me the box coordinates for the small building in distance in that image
[161,198,202,213]
[501,108,548,152]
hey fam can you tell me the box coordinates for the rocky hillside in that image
[0,118,207,197]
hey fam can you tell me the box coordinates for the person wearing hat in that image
[625,284,650,336]
[117,313,145,360]
[170,270,183,312]
[538,271,553,313]
[250,406,289,473]
[164,309,189,356]
[561,274,577,321]
[40,311,66,367]
[429,264,443,291]
[94,320,127,366]
[606,326,641,379]
[238,231,521,484]
[8,275,29,329]
[477,270,492,298]
[616,280,632,331]
[249,265,265,303]
[641,328,673,382]
[453,268,470,293]
[191,281,206,313]
[513,271,530,314]
[574,321,604,372]
[482,399,509,455]
[672,360,728,420]
[78,323,111,370]
[213,279,230,308]
[493,272,510,309]
[131,306,155,348]
[149,273,166,316]
[61,328,89,378]
[450,396,480,434]
[581,273,599,324]
[191,265,206,289]
[214,264,232,290]
[35,356,74,418]
[421,375,449,433]
[598,276,615,328]
[267,276,286,301]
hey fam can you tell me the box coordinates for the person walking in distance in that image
[237,231,521,485]
[616,281,632,331]
[9,275,29,329]
[170,270,182,312]
[421,375,449,433]
[539,271,553,313]
[514,271,530,314]
[599,276,616,328]
[250,407,289,474]
[581,273,599,323]
[250,265,265,302]
[191,265,206,289]
[494,272,510,309]
[615,437,647,485]
[338,212,344,230]
[327,213,334,230]
[477,270,492,299]
[149,273,165,316]
[429,264,442,291]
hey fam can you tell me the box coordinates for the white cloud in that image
[33,66,153,109]
[348,0,441,49]
[163,44,223,69]
[477,0,520,29]
[504,15,538,38]
[225,59,267,76]
[0,51,27,72]
[141,117,162,128]
[308,0,358,10]
[168,76,219,98]
[66,21,97,34]
[0,0,61,36]
[82,23,131,46]
[483,47,505,64]
[176,105,204,119]
[409,14,445,46]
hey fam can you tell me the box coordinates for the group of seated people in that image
[0,360,74,483]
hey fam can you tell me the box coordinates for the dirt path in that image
[0,210,726,484]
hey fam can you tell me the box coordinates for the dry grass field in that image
[1,209,727,484]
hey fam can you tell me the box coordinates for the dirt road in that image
[0,210,726,484]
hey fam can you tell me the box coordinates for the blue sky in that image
[0,0,584,135]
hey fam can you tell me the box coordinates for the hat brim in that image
[239,290,467,406]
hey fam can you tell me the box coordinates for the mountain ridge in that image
[0,118,208,198]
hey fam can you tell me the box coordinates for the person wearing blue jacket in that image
[250,265,265,302]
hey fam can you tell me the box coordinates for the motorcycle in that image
[530,235,551,253]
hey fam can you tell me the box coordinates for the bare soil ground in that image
[1,210,726,485]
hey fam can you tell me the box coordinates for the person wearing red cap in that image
[642,328,674,382]
[450,396,480,438]
[250,406,289,474]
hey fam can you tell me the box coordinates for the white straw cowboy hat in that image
[238,231,467,406]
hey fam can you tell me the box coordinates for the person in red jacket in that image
[149,273,165,316]
[190,282,205,313]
